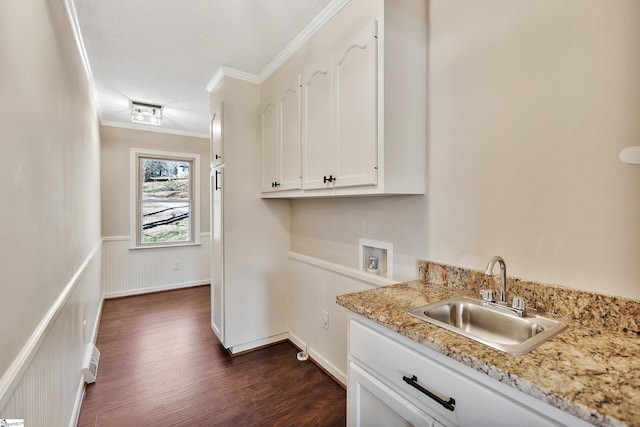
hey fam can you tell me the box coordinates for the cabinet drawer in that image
[349,362,435,427]
[350,319,561,427]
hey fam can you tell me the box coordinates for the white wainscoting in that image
[0,242,102,427]
[102,234,211,298]
[288,252,398,385]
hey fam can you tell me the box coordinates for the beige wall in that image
[100,125,210,237]
[0,0,102,404]
[292,0,640,299]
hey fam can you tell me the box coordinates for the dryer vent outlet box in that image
[83,344,100,384]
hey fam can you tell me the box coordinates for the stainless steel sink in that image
[407,296,567,355]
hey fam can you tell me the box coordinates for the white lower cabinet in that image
[350,362,435,427]
[348,314,591,427]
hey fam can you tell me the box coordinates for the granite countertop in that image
[337,275,640,427]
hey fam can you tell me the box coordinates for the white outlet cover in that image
[321,311,329,330]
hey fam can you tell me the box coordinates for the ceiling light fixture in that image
[131,101,163,125]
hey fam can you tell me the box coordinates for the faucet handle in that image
[512,296,526,312]
[480,289,495,302]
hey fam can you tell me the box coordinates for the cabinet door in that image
[210,101,224,167]
[211,167,224,344]
[278,76,302,190]
[350,319,564,427]
[349,362,435,427]
[261,102,279,192]
[333,20,378,188]
[302,61,333,190]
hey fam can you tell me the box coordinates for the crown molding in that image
[62,0,103,122]
[205,0,351,90]
[206,68,225,93]
[101,121,209,139]
[206,66,261,92]
[258,0,351,82]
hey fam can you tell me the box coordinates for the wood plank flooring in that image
[77,286,346,426]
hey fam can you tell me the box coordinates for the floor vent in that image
[83,344,100,384]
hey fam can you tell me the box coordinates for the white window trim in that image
[129,147,201,249]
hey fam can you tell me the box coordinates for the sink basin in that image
[407,296,567,355]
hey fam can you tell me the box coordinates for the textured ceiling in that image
[74,0,334,137]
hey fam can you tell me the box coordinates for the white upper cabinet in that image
[279,80,302,190]
[262,0,427,198]
[302,22,378,191]
[332,21,378,189]
[210,101,224,167]
[302,59,333,190]
[261,101,279,192]
[261,75,302,192]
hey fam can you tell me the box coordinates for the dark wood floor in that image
[78,286,346,426]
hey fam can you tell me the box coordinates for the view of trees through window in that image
[140,158,192,244]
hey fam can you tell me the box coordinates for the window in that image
[130,148,200,248]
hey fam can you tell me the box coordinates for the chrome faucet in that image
[482,256,526,316]
[485,256,507,305]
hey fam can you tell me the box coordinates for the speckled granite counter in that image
[336,261,640,427]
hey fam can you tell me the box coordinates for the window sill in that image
[129,241,203,250]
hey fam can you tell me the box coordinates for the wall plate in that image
[359,238,393,278]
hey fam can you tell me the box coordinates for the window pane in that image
[141,158,190,200]
[141,202,191,244]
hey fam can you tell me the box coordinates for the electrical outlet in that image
[321,311,329,330]
[173,261,181,270]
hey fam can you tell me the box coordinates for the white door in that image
[302,61,333,189]
[261,102,279,192]
[349,362,435,427]
[333,20,378,188]
[211,166,224,344]
[278,76,302,190]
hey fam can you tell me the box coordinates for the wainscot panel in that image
[0,242,102,427]
[102,234,211,298]
[288,252,397,384]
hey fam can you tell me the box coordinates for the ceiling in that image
[73,0,338,138]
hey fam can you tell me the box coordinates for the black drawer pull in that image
[402,375,455,412]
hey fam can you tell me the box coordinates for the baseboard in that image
[70,296,105,426]
[228,332,290,355]
[103,280,209,299]
[69,376,86,427]
[211,321,223,344]
[288,332,347,387]
[67,328,341,424]
[224,332,347,388]
[288,331,306,353]
[89,298,104,350]
[308,347,347,386]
